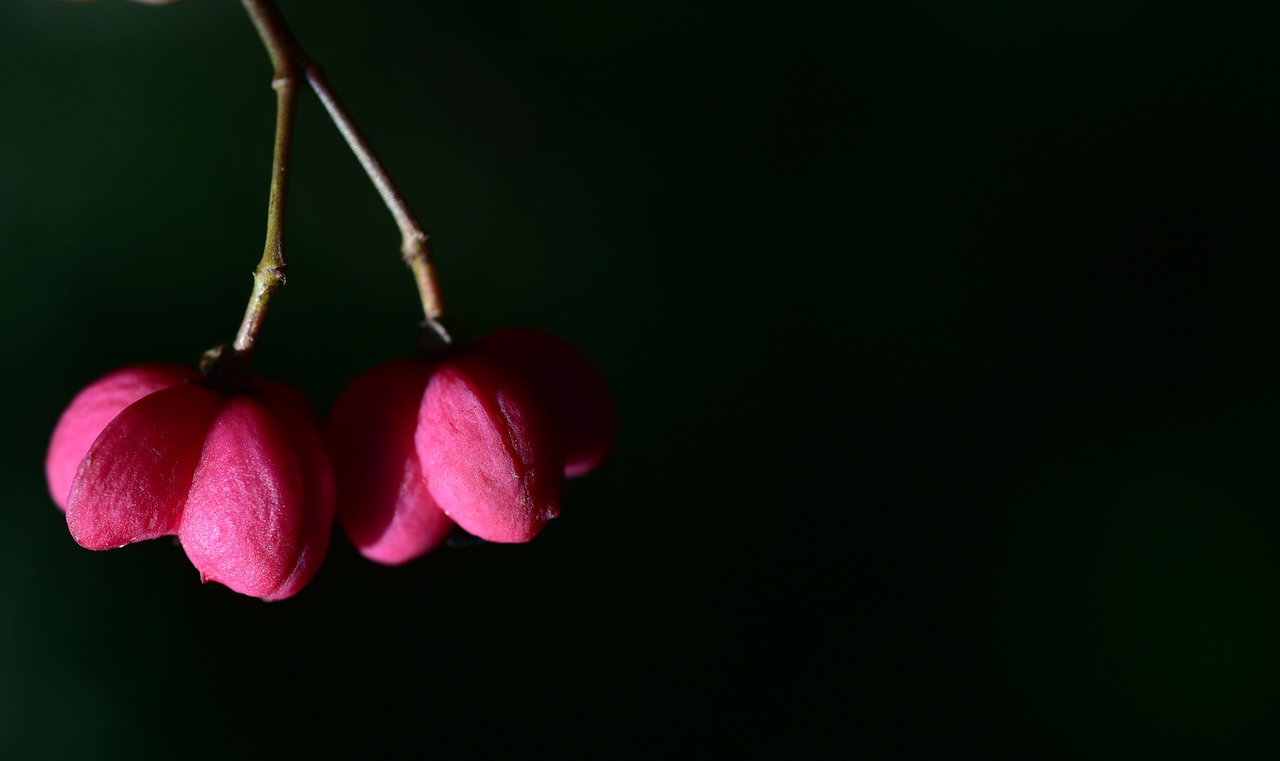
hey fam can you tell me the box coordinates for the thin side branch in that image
[305,64,450,344]
[238,0,450,347]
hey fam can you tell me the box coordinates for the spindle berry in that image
[46,365,335,600]
[326,328,615,562]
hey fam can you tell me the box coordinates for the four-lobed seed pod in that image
[46,365,335,601]
[325,327,615,563]
[44,328,615,597]
[45,1,615,599]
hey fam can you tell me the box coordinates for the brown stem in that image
[238,0,450,347]
[234,0,299,356]
[304,65,450,344]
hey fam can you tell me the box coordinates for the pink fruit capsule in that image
[328,328,611,553]
[45,364,198,511]
[415,353,564,544]
[66,382,221,550]
[47,366,335,600]
[179,393,334,601]
[478,328,616,477]
[324,360,453,565]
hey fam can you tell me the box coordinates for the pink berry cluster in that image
[45,328,615,600]
[46,0,613,601]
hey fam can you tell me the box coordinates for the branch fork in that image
[230,0,449,362]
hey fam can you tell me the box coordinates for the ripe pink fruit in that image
[324,360,453,565]
[45,364,199,511]
[45,365,335,601]
[415,352,564,544]
[478,328,616,478]
[327,328,611,559]
[326,351,561,558]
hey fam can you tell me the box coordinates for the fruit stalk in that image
[239,0,451,347]
[304,67,450,345]
[235,0,299,356]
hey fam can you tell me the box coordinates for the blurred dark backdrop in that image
[2,0,1279,757]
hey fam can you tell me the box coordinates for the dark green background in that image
[2,0,1277,757]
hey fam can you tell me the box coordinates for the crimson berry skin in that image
[327,328,612,558]
[46,364,199,512]
[478,328,616,478]
[415,352,564,544]
[324,360,454,565]
[325,352,562,559]
[45,365,335,601]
